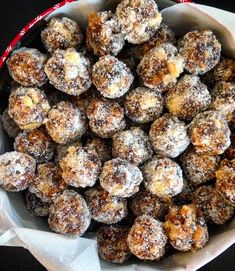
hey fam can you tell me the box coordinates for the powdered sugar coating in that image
[149,114,190,158]
[137,43,184,91]
[100,158,143,197]
[143,156,183,197]
[7,47,47,87]
[127,215,167,260]
[41,17,83,54]
[59,146,101,188]
[25,190,50,217]
[29,162,67,203]
[112,127,153,165]
[48,190,91,236]
[2,109,21,138]
[181,147,220,186]
[55,139,82,162]
[216,159,235,206]
[193,185,234,225]
[86,11,125,56]
[92,55,134,99]
[116,0,162,44]
[84,186,128,224]
[44,48,91,96]
[86,98,126,138]
[124,87,163,124]
[188,110,231,155]
[0,151,36,192]
[8,86,50,131]
[14,127,55,163]
[209,81,235,121]
[46,101,87,144]
[97,226,130,263]
[164,204,209,251]
[178,30,221,75]
[165,75,211,121]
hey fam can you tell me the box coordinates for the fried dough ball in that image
[193,185,234,225]
[86,11,125,56]
[48,190,91,236]
[149,114,190,158]
[14,127,55,163]
[127,215,167,260]
[29,162,67,203]
[86,98,126,138]
[116,0,162,44]
[137,43,184,91]
[45,101,87,144]
[59,146,101,188]
[0,151,36,192]
[85,137,111,162]
[41,17,83,54]
[216,159,235,206]
[8,86,50,131]
[143,156,183,197]
[164,204,209,251]
[100,158,143,197]
[124,87,163,124]
[92,55,134,99]
[188,110,231,155]
[44,48,91,96]
[97,226,130,263]
[6,47,47,87]
[112,127,153,165]
[178,30,221,75]
[165,75,211,120]
[181,147,220,186]
[2,109,21,138]
[129,187,172,220]
[84,186,128,224]
[55,139,82,162]
[209,81,235,121]
[25,190,50,217]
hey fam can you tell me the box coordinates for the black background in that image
[0,0,234,270]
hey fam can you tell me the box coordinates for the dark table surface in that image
[0,0,234,270]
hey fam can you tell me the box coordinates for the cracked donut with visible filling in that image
[137,43,184,91]
[181,147,220,186]
[100,158,143,197]
[86,98,126,138]
[116,0,162,44]
[45,101,87,144]
[193,185,234,225]
[84,186,128,224]
[178,30,221,75]
[25,190,50,217]
[92,55,134,99]
[149,113,190,158]
[124,87,163,124]
[2,109,21,138]
[188,110,231,155]
[8,86,50,131]
[48,190,91,236]
[142,156,183,197]
[97,226,130,263]
[7,47,47,87]
[14,127,55,163]
[29,162,67,203]
[127,215,167,260]
[41,17,83,53]
[44,48,91,96]
[165,75,211,121]
[164,204,209,251]
[0,151,36,192]
[112,127,153,165]
[86,11,125,56]
[59,146,101,188]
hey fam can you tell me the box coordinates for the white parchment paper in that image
[0,1,235,271]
